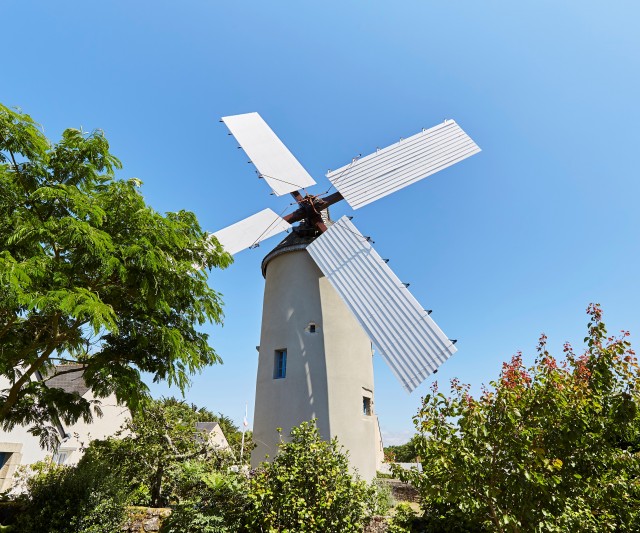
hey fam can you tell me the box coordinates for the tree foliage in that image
[90,398,235,507]
[0,103,231,447]
[395,305,640,532]
[177,400,254,461]
[384,435,419,463]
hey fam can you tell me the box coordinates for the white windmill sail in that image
[222,112,316,196]
[307,216,457,392]
[212,208,290,256]
[327,120,480,210]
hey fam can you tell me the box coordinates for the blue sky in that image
[4,1,640,445]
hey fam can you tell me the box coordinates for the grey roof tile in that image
[44,364,90,397]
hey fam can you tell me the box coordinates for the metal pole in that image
[240,403,248,463]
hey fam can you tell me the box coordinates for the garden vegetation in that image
[395,305,640,532]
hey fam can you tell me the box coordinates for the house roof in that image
[195,422,220,433]
[44,364,90,397]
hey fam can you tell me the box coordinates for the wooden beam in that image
[283,207,306,225]
[290,190,304,204]
[319,191,344,209]
[282,191,345,229]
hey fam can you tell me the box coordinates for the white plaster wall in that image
[0,375,49,467]
[318,274,378,480]
[209,425,230,450]
[252,248,378,480]
[0,375,129,489]
[59,390,130,465]
[375,416,385,470]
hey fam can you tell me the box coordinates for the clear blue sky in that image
[4,1,640,445]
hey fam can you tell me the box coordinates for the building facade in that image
[0,365,130,492]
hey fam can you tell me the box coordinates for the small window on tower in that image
[363,396,372,416]
[309,323,316,333]
[274,349,287,379]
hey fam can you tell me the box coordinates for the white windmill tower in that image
[213,113,480,480]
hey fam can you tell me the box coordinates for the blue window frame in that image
[274,349,287,379]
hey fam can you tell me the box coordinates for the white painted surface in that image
[308,217,457,392]
[212,208,291,255]
[0,375,129,491]
[221,112,316,196]
[326,120,480,209]
[252,245,379,480]
[196,422,231,450]
[208,424,230,450]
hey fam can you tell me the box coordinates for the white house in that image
[0,364,130,492]
[195,421,231,451]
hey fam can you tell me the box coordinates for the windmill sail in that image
[307,216,457,392]
[326,120,480,210]
[222,112,316,196]
[213,208,290,256]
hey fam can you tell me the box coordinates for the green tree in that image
[0,104,231,448]
[395,304,640,532]
[246,421,377,532]
[178,400,255,462]
[90,398,235,507]
[384,434,419,463]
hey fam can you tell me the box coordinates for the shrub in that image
[371,479,395,516]
[245,421,377,532]
[12,457,129,533]
[388,503,417,533]
[395,305,640,532]
[161,462,248,533]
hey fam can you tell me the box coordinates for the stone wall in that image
[121,507,171,533]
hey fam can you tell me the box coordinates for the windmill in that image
[213,112,480,479]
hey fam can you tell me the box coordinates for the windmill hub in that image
[282,190,342,233]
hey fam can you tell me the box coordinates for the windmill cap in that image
[261,228,317,278]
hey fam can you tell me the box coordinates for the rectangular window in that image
[0,452,7,468]
[274,349,287,379]
[53,451,68,465]
[52,448,73,465]
[363,396,372,416]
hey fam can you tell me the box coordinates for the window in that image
[53,451,68,465]
[0,452,7,468]
[274,349,287,379]
[309,323,316,333]
[52,448,73,465]
[363,396,372,416]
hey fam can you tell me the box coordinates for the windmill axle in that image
[283,190,344,232]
